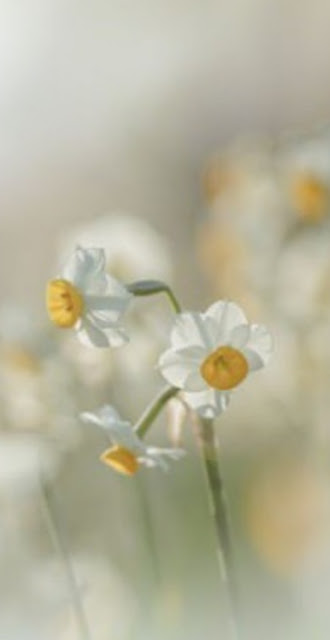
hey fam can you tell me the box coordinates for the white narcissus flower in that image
[46,246,131,348]
[158,301,272,419]
[81,405,185,475]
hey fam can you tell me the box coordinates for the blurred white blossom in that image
[279,129,330,223]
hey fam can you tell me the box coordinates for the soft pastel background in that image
[1,2,330,639]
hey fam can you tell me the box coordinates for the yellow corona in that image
[200,345,248,390]
[100,445,139,475]
[46,279,84,328]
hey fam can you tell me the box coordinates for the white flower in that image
[158,300,272,419]
[46,246,131,348]
[81,405,185,475]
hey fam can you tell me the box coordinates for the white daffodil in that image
[159,300,272,419]
[81,405,185,475]
[46,246,131,348]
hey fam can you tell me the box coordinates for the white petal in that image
[105,420,144,452]
[86,312,126,333]
[183,388,231,418]
[139,456,158,469]
[84,294,130,316]
[158,346,207,391]
[243,348,265,372]
[83,283,130,343]
[184,370,209,392]
[100,405,125,424]
[80,410,105,428]
[149,447,186,461]
[78,316,128,348]
[204,301,247,345]
[87,307,123,328]
[244,324,273,366]
[81,405,145,452]
[105,274,131,300]
[101,323,129,347]
[93,405,120,423]
[145,453,169,471]
[87,310,130,341]
[170,313,214,350]
[142,446,185,471]
[228,324,251,349]
[77,317,111,348]
[80,405,126,428]
[115,430,145,453]
[62,247,107,292]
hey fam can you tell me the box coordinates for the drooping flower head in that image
[81,405,185,475]
[159,301,272,419]
[46,246,131,348]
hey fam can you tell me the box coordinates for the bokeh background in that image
[1,2,330,638]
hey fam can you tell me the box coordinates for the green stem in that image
[196,417,239,639]
[39,471,92,640]
[135,473,161,586]
[127,280,182,314]
[135,386,178,438]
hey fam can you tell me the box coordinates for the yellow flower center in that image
[100,445,139,476]
[291,173,328,222]
[200,345,248,390]
[46,279,84,328]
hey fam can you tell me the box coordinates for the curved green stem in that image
[196,417,239,639]
[127,280,182,314]
[135,386,178,438]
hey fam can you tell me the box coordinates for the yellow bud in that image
[100,445,139,476]
[46,279,84,328]
[200,345,248,390]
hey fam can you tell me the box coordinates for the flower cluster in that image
[47,244,272,475]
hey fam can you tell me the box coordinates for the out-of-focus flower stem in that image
[127,279,182,314]
[196,417,239,640]
[135,386,178,438]
[39,471,92,640]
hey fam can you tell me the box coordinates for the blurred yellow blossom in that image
[244,456,330,576]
